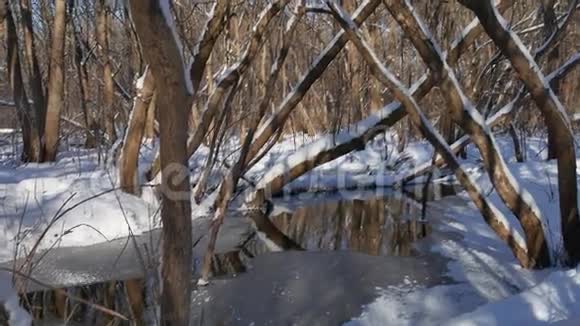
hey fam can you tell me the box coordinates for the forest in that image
[1,0,580,325]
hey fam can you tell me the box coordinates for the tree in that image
[96,0,116,144]
[129,1,193,325]
[119,67,155,195]
[43,0,67,161]
[459,0,580,264]
[4,0,41,162]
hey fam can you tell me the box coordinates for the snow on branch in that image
[253,0,511,197]
[325,0,529,264]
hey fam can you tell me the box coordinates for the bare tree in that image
[199,0,308,283]
[96,0,116,144]
[382,0,550,267]
[42,0,67,161]
[327,0,529,266]
[129,1,193,325]
[18,0,45,139]
[4,0,42,162]
[459,0,580,264]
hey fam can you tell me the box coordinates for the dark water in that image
[190,191,450,325]
[270,194,431,257]
[19,189,452,325]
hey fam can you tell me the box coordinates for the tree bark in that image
[96,0,116,144]
[328,1,529,265]
[4,0,41,162]
[254,0,512,198]
[144,92,157,139]
[129,1,193,325]
[383,0,550,267]
[459,0,580,265]
[19,0,45,138]
[119,67,155,195]
[42,0,67,162]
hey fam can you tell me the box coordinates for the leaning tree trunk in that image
[243,0,381,169]
[254,0,512,198]
[199,0,308,283]
[119,67,155,195]
[327,1,529,266]
[383,0,550,268]
[459,0,580,264]
[129,1,193,325]
[42,0,67,162]
[147,0,292,181]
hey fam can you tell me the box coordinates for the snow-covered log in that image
[254,0,512,198]
[383,0,550,268]
[459,0,580,265]
[243,0,382,167]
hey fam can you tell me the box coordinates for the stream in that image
[4,187,462,325]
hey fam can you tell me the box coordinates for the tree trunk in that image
[343,0,364,122]
[129,1,193,325]
[383,0,550,267]
[4,0,41,162]
[19,0,46,138]
[119,67,155,195]
[71,5,97,148]
[96,0,116,144]
[460,0,580,265]
[42,0,67,162]
[327,1,530,265]
[144,92,157,139]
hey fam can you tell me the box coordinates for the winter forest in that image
[1,0,580,325]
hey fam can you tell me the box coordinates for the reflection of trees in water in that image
[25,197,432,323]
[271,197,431,256]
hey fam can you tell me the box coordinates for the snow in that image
[447,266,580,325]
[255,102,402,190]
[1,126,580,325]
[135,66,148,91]
[346,152,580,325]
[0,149,160,263]
[0,271,31,326]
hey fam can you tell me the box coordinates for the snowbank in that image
[447,267,580,325]
[0,271,31,326]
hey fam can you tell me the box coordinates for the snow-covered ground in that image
[347,143,580,325]
[0,130,413,262]
[1,129,580,325]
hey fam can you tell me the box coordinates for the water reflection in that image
[270,195,431,256]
